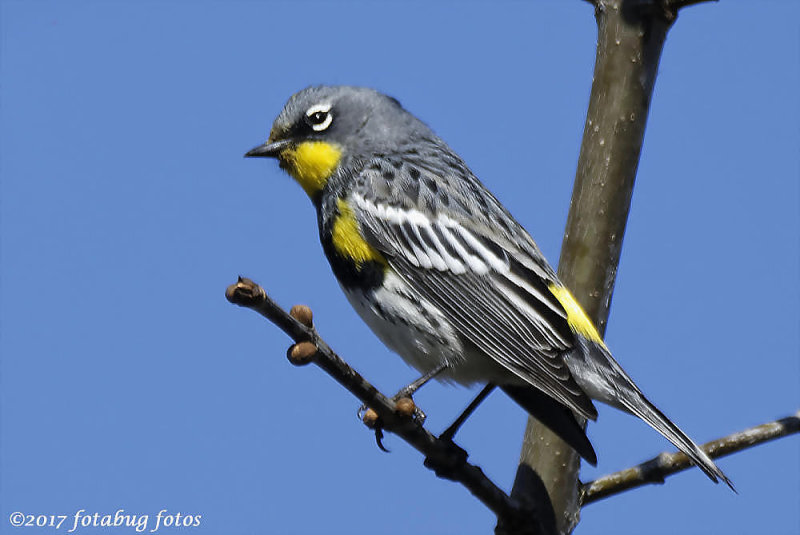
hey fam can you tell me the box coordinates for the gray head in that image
[245,86,430,161]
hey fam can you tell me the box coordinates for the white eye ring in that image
[306,103,333,132]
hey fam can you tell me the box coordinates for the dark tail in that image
[569,340,734,490]
[502,384,597,466]
[615,387,735,490]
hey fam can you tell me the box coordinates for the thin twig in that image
[581,412,800,504]
[225,277,550,535]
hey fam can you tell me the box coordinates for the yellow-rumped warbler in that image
[245,85,731,486]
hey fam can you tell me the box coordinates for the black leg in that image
[389,362,450,425]
[392,362,449,400]
[440,384,496,441]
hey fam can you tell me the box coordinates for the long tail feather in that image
[502,384,598,466]
[566,339,734,489]
[617,389,735,490]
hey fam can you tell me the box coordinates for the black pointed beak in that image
[244,139,292,158]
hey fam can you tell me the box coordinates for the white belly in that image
[341,271,517,386]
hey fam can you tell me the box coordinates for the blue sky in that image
[1,1,798,534]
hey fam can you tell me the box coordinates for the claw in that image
[413,406,427,425]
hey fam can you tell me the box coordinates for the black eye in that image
[308,111,327,124]
[305,104,333,131]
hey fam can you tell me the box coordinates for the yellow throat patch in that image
[280,141,342,197]
[332,199,387,268]
[548,284,605,346]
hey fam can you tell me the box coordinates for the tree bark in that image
[510,2,689,532]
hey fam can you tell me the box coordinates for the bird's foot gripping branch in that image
[226,277,800,535]
[224,277,548,532]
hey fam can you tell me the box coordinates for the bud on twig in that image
[290,305,314,328]
[287,341,316,366]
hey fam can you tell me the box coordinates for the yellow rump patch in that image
[281,141,342,197]
[332,199,388,268]
[548,284,606,346]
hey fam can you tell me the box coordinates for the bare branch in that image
[581,412,800,504]
[514,0,722,532]
[225,277,553,535]
[515,2,672,531]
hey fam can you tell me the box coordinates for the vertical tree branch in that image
[509,1,689,533]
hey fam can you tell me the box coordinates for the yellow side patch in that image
[548,284,606,346]
[332,199,388,268]
[281,141,342,197]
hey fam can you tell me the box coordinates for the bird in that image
[245,85,732,487]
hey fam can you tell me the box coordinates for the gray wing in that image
[349,161,597,421]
